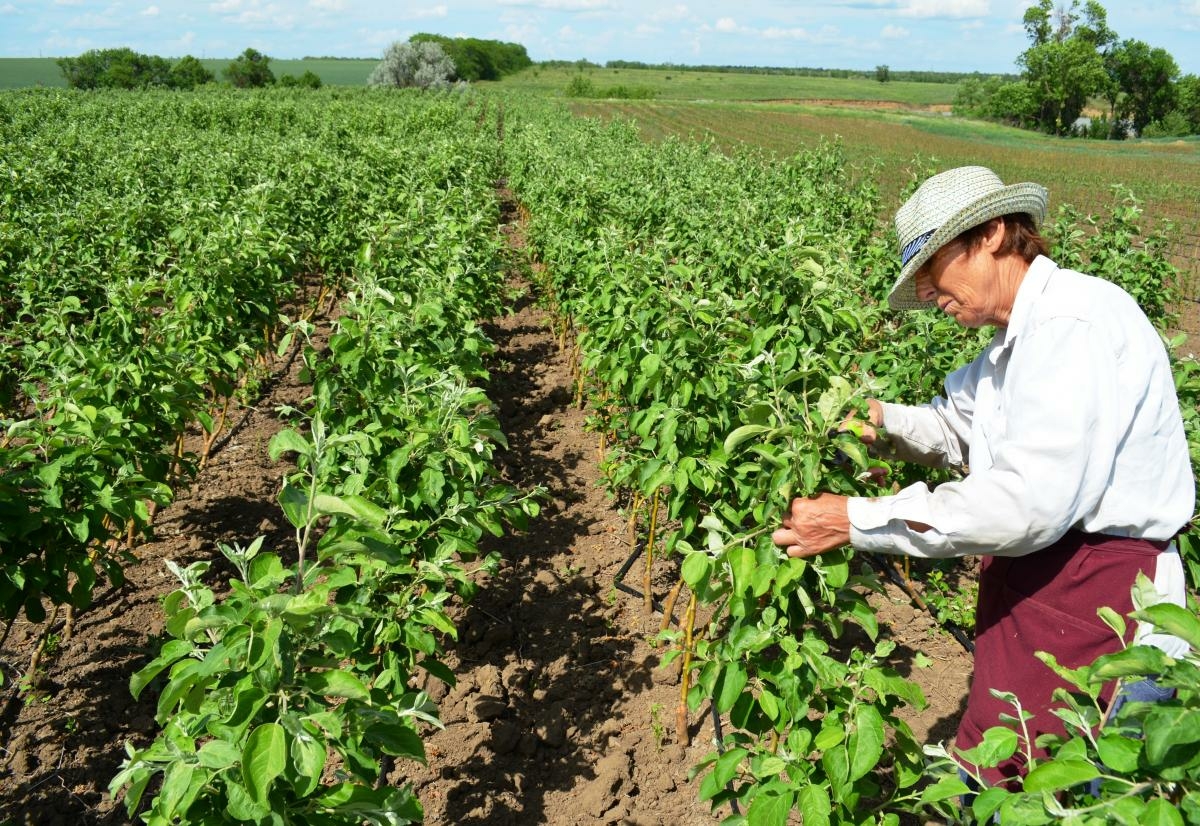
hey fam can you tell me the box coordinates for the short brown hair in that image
[954,213,1047,264]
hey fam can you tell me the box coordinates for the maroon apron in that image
[954,530,1166,787]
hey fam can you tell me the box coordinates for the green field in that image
[490,64,959,105]
[563,98,1200,311]
[0,56,377,89]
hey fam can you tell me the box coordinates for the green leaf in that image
[700,747,747,801]
[1096,732,1142,774]
[241,723,287,803]
[848,705,885,781]
[796,783,831,826]
[365,720,426,761]
[305,670,370,700]
[1090,645,1170,681]
[723,424,771,455]
[681,553,712,588]
[279,483,309,530]
[1134,603,1200,650]
[197,739,241,770]
[312,493,387,527]
[1144,707,1200,768]
[746,789,793,826]
[956,726,1018,768]
[1023,757,1100,792]
[288,725,326,798]
[268,429,311,461]
[130,639,194,699]
[1097,605,1127,640]
[1142,797,1186,826]
[727,546,756,594]
[918,776,972,805]
[224,779,271,822]
[716,662,748,714]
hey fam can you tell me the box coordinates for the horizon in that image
[1,1,1196,77]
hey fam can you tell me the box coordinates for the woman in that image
[772,166,1194,786]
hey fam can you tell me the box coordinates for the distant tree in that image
[1176,74,1200,134]
[409,33,532,81]
[277,71,322,89]
[368,40,455,89]
[875,64,890,83]
[169,55,214,90]
[224,48,275,88]
[1105,38,1179,136]
[1018,0,1114,134]
[58,47,171,90]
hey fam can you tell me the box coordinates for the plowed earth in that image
[0,197,973,826]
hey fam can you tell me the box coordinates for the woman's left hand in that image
[772,493,851,558]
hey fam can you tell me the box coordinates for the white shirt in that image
[847,257,1194,649]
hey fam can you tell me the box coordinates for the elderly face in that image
[914,223,1013,328]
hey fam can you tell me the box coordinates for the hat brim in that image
[886,182,1049,311]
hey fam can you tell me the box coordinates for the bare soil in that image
[0,199,974,825]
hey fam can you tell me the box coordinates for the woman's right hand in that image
[838,398,883,444]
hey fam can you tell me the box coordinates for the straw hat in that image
[888,166,1048,310]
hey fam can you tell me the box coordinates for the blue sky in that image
[1,1,1197,75]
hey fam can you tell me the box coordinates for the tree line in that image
[57,47,320,90]
[954,0,1198,138]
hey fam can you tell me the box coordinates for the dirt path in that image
[0,199,974,826]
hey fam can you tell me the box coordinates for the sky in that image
[1,1,1197,76]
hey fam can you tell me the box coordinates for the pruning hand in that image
[772,493,851,558]
[838,398,884,444]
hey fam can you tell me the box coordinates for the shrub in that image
[368,41,455,90]
[168,55,214,90]
[224,48,275,88]
[58,48,172,90]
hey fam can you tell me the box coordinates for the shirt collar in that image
[1000,254,1056,350]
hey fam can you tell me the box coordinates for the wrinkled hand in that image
[771,493,851,558]
[838,398,884,445]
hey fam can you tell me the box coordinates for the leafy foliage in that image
[57,48,172,90]
[108,90,540,822]
[368,40,455,90]
[919,577,1200,824]
[409,33,532,82]
[502,99,1197,822]
[224,48,275,88]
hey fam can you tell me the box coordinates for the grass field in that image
[0,57,377,89]
[491,64,959,105]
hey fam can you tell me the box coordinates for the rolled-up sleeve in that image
[849,318,1120,559]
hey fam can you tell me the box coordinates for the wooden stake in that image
[660,577,684,633]
[628,491,643,555]
[644,488,661,616]
[676,591,698,746]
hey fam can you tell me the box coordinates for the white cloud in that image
[634,22,660,35]
[897,0,990,18]
[69,11,122,30]
[53,0,85,5]
[650,3,689,22]
[309,0,345,9]
[881,23,909,37]
[497,0,611,9]
[558,24,577,38]
[209,0,241,12]
[141,5,159,16]
[1181,0,1200,14]
[178,30,195,45]
[714,16,737,32]
[761,26,810,40]
[412,4,448,18]
[0,3,18,12]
